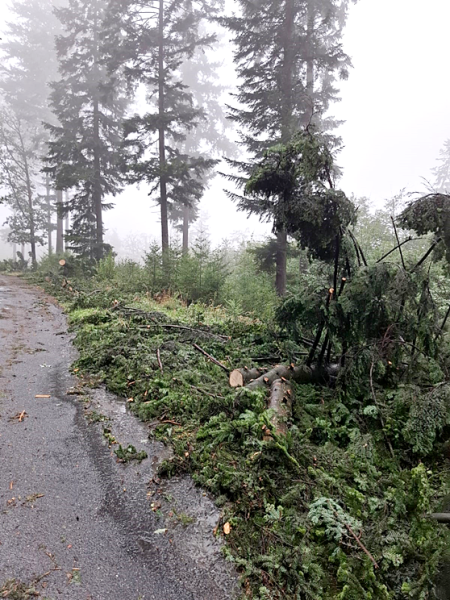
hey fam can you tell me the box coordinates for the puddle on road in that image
[0,286,12,306]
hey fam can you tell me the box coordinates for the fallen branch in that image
[431,513,450,523]
[437,303,450,338]
[140,323,228,341]
[156,348,163,374]
[193,343,229,372]
[411,237,442,272]
[307,288,334,366]
[330,503,379,569]
[391,216,406,270]
[369,362,395,461]
[189,385,224,399]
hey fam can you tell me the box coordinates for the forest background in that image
[2,1,450,600]
[1,0,450,259]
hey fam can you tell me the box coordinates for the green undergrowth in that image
[32,272,450,600]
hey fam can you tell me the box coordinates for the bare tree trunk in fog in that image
[275,0,295,297]
[158,0,169,254]
[56,190,64,254]
[275,228,287,297]
[20,133,37,268]
[65,191,70,235]
[182,204,189,254]
[92,0,104,260]
[46,173,52,255]
[305,0,315,125]
[12,242,16,260]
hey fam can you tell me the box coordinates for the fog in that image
[1,0,450,258]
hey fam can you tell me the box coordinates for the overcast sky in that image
[1,0,450,249]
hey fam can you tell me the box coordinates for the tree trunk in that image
[56,190,64,254]
[92,0,103,261]
[304,0,315,125]
[158,0,169,254]
[23,157,36,267]
[16,125,37,267]
[275,228,287,296]
[230,362,339,391]
[280,0,295,142]
[46,173,52,255]
[182,204,189,254]
[275,0,296,296]
[267,379,293,437]
[65,191,70,242]
[229,367,267,388]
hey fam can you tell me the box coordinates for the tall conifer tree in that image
[432,140,450,193]
[0,0,64,256]
[104,0,222,253]
[223,0,355,295]
[0,105,48,266]
[46,0,127,260]
[170,32,236,252]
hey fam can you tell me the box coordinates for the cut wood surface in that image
[229,367,267,387]
[267,379,293,436]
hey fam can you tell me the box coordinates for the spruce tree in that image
[223,0,355,295]
[46,0,127,260]
[169,31,236,252]
[0,0,64,255]
[0,105,48,267]
[432,139,450,193]
[0,0,62,123]
[104,0,222,254]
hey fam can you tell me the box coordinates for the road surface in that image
[0,275,237,600]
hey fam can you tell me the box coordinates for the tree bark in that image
[304,0,315,125]
[231,362,339,391]
[182,204,189,254]
[56,190,64,254]
[16,124,37,267]
[267,379,293,437]
[275,0,296,297]
[46,172,52,255]
[92,0,103,261]
[159,0,169,254]
[229,367,267,388]
[280,0,295,142]
[65,191,70,243]
[275,227,287,296]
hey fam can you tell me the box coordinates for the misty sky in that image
[1,0,450,248]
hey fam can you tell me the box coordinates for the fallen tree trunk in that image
[231,363,339,390]
[266,379,293,437]
[229,367,267,387]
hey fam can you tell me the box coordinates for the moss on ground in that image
[32,275,450,600]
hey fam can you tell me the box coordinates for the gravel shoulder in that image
[0,274,237,600]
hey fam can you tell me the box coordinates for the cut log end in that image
[229,367,266,388]
[229,369,245,388]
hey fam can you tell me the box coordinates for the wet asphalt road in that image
[0,275,237,600]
